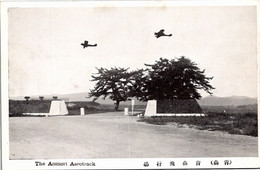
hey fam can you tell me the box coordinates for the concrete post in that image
[80,107,85,116]
[124,108,128,116]
[131,99,135,115]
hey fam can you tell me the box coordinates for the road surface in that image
[9,112,258,159]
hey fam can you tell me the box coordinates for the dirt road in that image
[9,112,257,159]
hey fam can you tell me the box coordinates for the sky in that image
[8,6,257,98]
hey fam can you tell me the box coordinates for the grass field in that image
[138,112,257,137]
[201,104,257,114]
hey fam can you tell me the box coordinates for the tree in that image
[127,69,147,100]
[24,96,30,101]
[39,96,44,101]
[136,56,214,101]
[89,67,140,111]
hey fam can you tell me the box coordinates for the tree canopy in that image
[88,67,142,110]
[137,56,214,101]
[89,56,215,109]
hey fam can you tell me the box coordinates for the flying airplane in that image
[81,41,97,48]
[154,29,172,38]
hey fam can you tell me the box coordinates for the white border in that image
[0,0,259,8]
[1,1,260,169]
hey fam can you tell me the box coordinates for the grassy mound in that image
[9,100,101,116]
[9,100,51,117]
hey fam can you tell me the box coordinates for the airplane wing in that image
[158,30,164,34]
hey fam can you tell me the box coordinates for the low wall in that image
[157,99,202,113]
[144,100,204,117]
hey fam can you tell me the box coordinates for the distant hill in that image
[9,92,147,105]
[10,93,257,106]
[197,96,257,106]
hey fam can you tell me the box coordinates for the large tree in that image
[135,56,214,101]
[88,67,142,110]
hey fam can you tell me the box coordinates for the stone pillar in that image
[144,100,157,117]
[124,108,129,116]
[49,100,69,116]
[80,107,85,116]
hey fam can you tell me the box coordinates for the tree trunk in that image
[114,101,120,111]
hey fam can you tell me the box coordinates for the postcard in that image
[1,1,259,169]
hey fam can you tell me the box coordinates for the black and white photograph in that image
[1,1,259,169]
